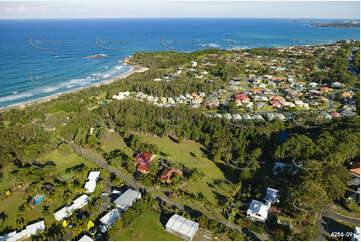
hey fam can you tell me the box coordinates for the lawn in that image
[99,132,233,219]
[132,133,234,213]
[0,149,100,232]
[109,209,181,241]
[100,132,134,155]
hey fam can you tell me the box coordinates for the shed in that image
[99,208,122,232]
[165,214,199,240]
[113,188,141,210]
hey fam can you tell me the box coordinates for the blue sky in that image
[0,1,359,19]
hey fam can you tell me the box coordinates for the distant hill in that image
[312,22,360,28]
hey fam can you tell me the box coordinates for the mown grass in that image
[0,150,99,232]
[129,134,232,209]
[109,209,181,241]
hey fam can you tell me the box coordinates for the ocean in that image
[0,18,359,109]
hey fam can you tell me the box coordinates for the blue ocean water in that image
[0,18,359,109]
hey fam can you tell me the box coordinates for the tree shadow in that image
[211,190,228,206]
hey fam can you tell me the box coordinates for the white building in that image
[265,188,280,203]
[0,220,45,241]
[165,214,199,240]
[99,208,122,232]
[78,235,94,241]
[54,194,90,221]
[112,91,130,100]
[247,200,270,222]
[84,171,100,193]
[113,188,141,210]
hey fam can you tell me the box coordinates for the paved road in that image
[348,48,359,77]
[59,136,265,240]
[323,209,360,225]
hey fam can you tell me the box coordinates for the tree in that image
[0,211,8,226]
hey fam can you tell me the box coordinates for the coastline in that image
[0,64,149,113]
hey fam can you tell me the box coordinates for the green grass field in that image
[99,132,233,219]
[109,209,181,241]
[0,149,99,232]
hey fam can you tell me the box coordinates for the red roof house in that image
[136,152,153,174]
[235,94,250,103]
[331,112,342,118]
[320,87,332,92]
[270,100,282,107]
[138,166,149,174]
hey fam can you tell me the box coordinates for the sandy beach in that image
[0,64,149,113]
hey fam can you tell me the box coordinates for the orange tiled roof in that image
[350,168,360,175]
[350,162,360,175]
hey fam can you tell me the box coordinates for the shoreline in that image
[0,64,149,113]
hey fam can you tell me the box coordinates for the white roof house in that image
[0,220,45,241]
[265,188,280,203]
[165,214,199,240]
[78,235,94,241]
[247,200,270,223]
[113,188,141,211]
[54,207,72,221]
[84,171,100,193]
[68,194,90,211]
[99,208,122,232]
[54,194,90,221]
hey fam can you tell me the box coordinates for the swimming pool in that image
[33,195,45,205]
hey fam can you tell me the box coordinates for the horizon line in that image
[0,17,360,20]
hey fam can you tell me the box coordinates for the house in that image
[270,100,282,108]
[331,82,344,89]
[253,114,265,121]
[136,152,153,174]
[273,162,297,175]
[235,94,250,105]
[112,91,130,100]
[223,113,232,120]
[113,188,141,211]
[330,112,342,118]
[340,110,356,117]
[342,91,354,98]
[247,200,270,222]
[54,207,72,221]
[265,188,280,203]
[308,82,318,88]
[84,171,100,193]
[320,87,332,92]
[0,220,45,241]
[54,194,90,221]
[78,235,94,241]
[165,214,199,240]
[205,96,219,108]
[99,208,122,232]
[161,168,183,183]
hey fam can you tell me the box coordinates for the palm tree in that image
[0,211,8,227]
